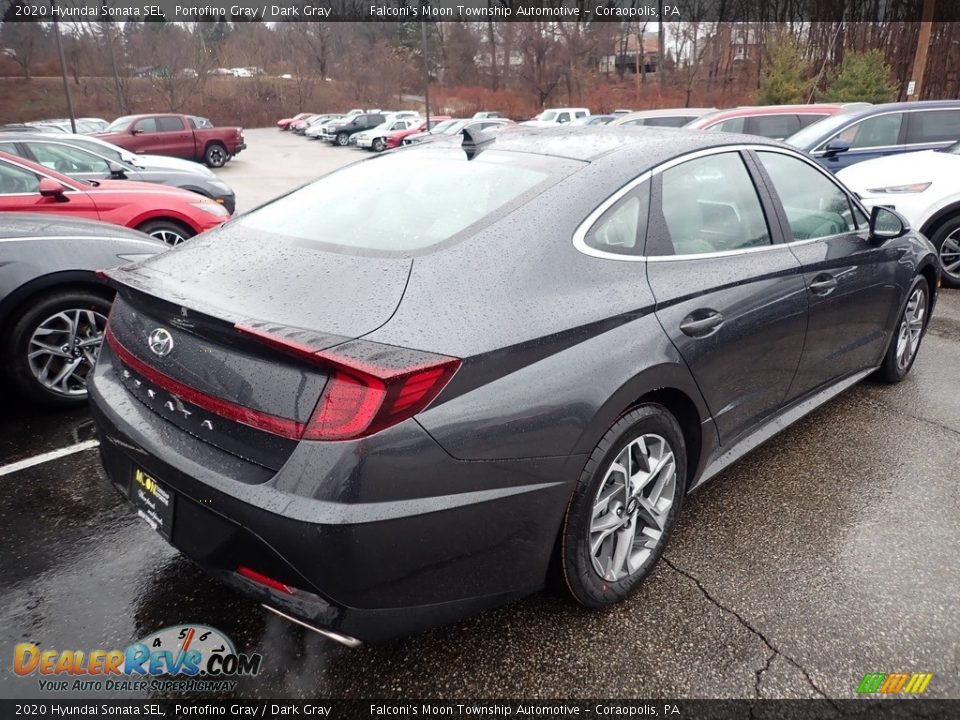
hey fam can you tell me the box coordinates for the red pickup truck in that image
[95,113,246,168]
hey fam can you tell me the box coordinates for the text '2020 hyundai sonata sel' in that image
[89,127,939,645]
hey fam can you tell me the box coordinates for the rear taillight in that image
[234,324,460,441]
[237,566,292,594]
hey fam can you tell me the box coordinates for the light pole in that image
[50,0,77,132]
[421,13,431,126]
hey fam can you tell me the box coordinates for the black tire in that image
[204,143,228,168]
[372,137,386,153]
[930,216,960,289]
[137,219,194,246]
[4,289,112,407]
[336,132,350,147]
[560,403,687,608]
[877,276,930,384]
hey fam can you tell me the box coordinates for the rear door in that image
[902,107,960,154]
[155,116,194,159]
[645,149,808,446]
[753,148,902,399]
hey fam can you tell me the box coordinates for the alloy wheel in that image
[895,285,927,372]
[27,308,108,397]
[207,146,226,166]
[940,230,960,282]
[589,434,677,582]
[149,228,187,246]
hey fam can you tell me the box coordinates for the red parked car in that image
[0,151,230,245]
[385,116,452,149]
[277,113,313,131]
[95,113,246,168]
[685,103,868,140]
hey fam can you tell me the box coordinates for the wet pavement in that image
[1,131,958,701]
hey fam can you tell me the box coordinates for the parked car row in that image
[1,117,109,135]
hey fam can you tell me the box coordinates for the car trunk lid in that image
[101,227,413,472]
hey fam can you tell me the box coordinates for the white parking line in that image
[0,439,100,477]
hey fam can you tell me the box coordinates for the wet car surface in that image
[1,130,958,700]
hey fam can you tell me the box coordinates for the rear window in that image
[236,150,577,254]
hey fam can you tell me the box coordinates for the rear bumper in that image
[88,346,575,642]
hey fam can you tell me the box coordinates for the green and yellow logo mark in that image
[856,672,932,695]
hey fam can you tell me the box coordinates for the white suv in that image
[521,108,590,127]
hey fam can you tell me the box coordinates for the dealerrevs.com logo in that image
[14,625,262,693]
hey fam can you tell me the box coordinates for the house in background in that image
[598,32,660,76]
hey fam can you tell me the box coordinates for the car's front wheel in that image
[930,216,960,288]
[372,137,386,152]
[878,276,930,383]
[5,289,111,407]
[560,404,687,607]
[336,132,350,147]
[137,219,194,246]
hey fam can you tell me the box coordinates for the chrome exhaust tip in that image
[262,604,363,648]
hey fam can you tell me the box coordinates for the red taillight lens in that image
[235,324,460,441]
[237,566,292,594]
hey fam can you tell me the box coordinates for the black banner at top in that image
[2,0,959,23]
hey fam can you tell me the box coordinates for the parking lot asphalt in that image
[1,129,958,701]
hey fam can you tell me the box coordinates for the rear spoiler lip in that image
[96,264,354,355]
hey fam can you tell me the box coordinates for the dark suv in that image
[322,114,386,147]
[786,100,960,171]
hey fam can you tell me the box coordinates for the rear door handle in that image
[679,310,724,338]
[809,274,838,296]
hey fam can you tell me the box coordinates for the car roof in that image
[0,212,154,242]
[462,125,783,163]
[825,99,960,120]
[617,108,715,121]
[699,104,850,122]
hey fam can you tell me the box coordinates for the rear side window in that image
[236,150,574,253]
[157,117,185,132]
[757,151,856,239]
[656,152,771,256]
[905,109,960,144]
[746,114,800,139]
[797,113,828,129]
[584,181,650,256]
[645,116,690,128]
[708,117,745,133]
[834,113,903,149]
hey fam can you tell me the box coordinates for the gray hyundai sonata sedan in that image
[89,127,939,645]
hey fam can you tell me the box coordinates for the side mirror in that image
[38,178,67,200]
[824,138,851,157]
[869,205,908,241]
[108,161,127,179]
[130,127,141,135]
